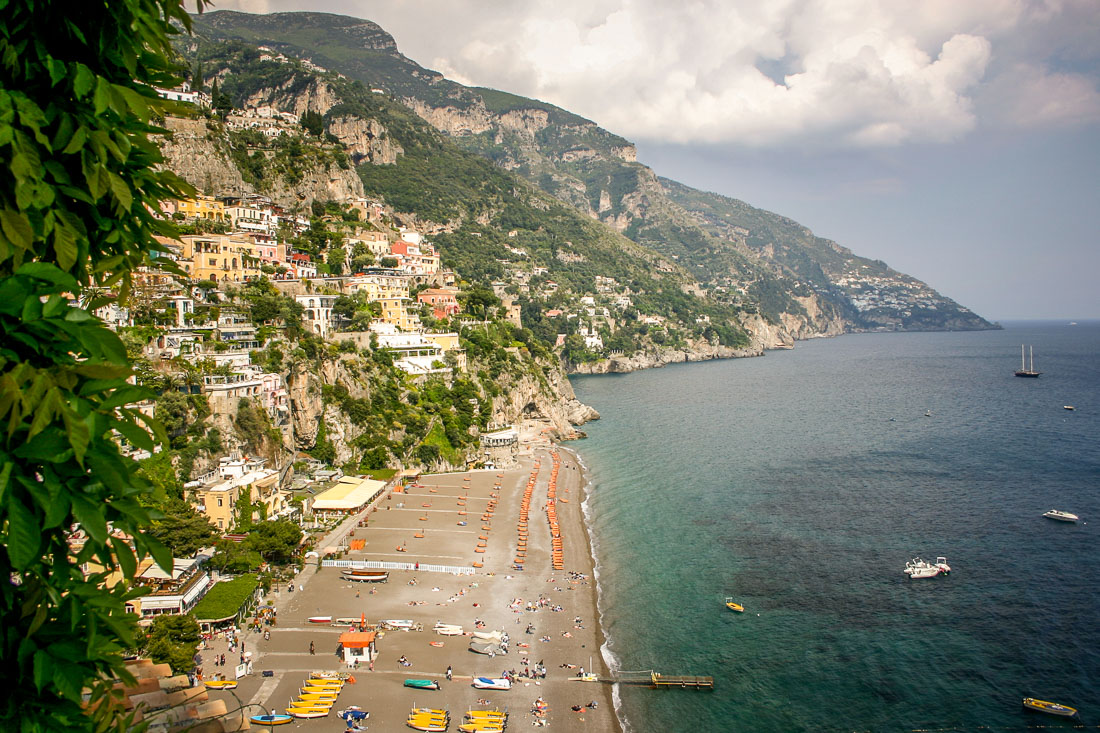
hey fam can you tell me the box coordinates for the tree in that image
[146,498,217,556]
[209,539,262,574]
[145,614,200,674]
[326,247,346,275]
[245,520,303,563]
[300,109,324,137]
[0,1,208,728]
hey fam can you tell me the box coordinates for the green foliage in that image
[245,519,303,563]
[300,109,323,136]
[191,573,259,621]
[0,0,206,728]
[209,539,262,574]
[147,498,217,556]
[145,615,201,674]
[234,398,278,453]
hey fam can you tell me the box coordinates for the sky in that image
[209,0,1099,320]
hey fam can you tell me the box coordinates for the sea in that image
[571,321,1100,733]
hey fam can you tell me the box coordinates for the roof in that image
[312,476,387,511]
[339,631,376,648]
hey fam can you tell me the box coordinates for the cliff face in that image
[327,115,403,165]
[160,115,364,208]
[487,359,600,436]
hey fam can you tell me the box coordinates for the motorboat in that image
[1064,405,1075,411]
[725,597,744,613]
[308,615,333,624]
[1023,697,1078,717]
[249,714,293,726]
[471,677,511,690]
[903,557,950,578]
[1043,509,1079,522]
[203,679,238,690]
[404,679,441,690]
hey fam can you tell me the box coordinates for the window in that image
[217,497,223,507]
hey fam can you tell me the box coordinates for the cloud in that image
[206,0,1100,148]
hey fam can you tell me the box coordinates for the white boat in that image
[381,619,415,630]
[471,677,512,690]
[1043,510,1079,522]
[435,625,465,636]
[904,557,950,578]
[470,630,503,642]
[307,616,332,624]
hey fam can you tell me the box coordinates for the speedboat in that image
[1023,697,1078,717]
[725,597,744,613]
[904,557,948,578]
[1043,509,1079,522]
[249,714,293,726]
[471,677,511,690]
[405,679,441,690]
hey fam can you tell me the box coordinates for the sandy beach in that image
[209,445,618,732]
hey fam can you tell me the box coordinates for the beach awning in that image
[312,476,386,511]
[339,631,376,648]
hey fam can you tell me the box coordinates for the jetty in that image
[611,670,714,690]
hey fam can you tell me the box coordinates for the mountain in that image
[187,10,995,347]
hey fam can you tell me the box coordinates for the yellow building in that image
[347,272,410,301]
[178,234,262,283]
[175,196,227,222]
[376,296,419,331]
[187,458,284,531]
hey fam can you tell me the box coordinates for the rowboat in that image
[308,615,333,624]
[724,597,744,613]
[471,677,511,690]
[342,570,389,582]
[1023,697,1078,717]
[249,714,293,726]
[404,679,441,690]
[203,679,238,690]
[286,708,330,718]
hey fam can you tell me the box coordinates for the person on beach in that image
[309,641,315,655]
[446,665,452,681]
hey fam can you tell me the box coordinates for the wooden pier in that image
[612,670,714,690]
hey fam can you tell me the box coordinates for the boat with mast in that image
[1015,345,1041,378]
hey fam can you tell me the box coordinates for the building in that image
[338,631,377,666]
[417,288,460,320]
[311,476,387,515]
[186,457,284,531]
[295,294,341,338]
[178,234,261,283]
[480,427,519,469]
[225,203,278,235]
[175,196,226,222]
[347,271,410,302]
[376,296,419,331]
[129,557,212,619]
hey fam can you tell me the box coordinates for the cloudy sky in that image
[211,0,1098,319]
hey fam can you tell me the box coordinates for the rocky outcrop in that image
[567,341,763,375]
[160,117,248,195]
[488,360,600,439]
[243,77,339,117]
[326,115,403,165]
[405,99,493,136]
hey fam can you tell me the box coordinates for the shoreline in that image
[208,446,620,732]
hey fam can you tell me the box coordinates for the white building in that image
[295,294,340,338]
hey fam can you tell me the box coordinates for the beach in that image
[209,445,618,732]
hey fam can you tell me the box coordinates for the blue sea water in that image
[572,321,1100,733]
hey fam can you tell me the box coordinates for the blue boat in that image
[249,713,293,726]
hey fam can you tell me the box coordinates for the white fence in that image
[322,559,476,575]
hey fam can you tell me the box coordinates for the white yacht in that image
[1043,509,1079,522]
[904,557,950,578]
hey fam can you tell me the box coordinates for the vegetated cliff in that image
[186,10,995,340]
[160,115,364,208]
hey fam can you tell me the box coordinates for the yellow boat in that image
[289,698,335,706]
[410,708,448,717]
[301,685,342,694]
[464,711,506,719]
[724,596,744,613]
[407,722,448,732]
[286,708,330,718]
[203,679,238,690]
[306,679,344,688]
[1023,698,1078,717]
[458,722,504,732]
[298,694,338,703]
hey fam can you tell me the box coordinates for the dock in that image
[611,670,714,690]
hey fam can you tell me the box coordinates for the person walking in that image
[309,641,315,655]
[446,665,452,681]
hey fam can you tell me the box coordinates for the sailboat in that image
[1015,345,1041,378]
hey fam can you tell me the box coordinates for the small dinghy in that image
[404,679,441,690]
[724,596,744,613]
[249,714,293,726]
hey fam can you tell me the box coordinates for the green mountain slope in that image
[189,10,993,336]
